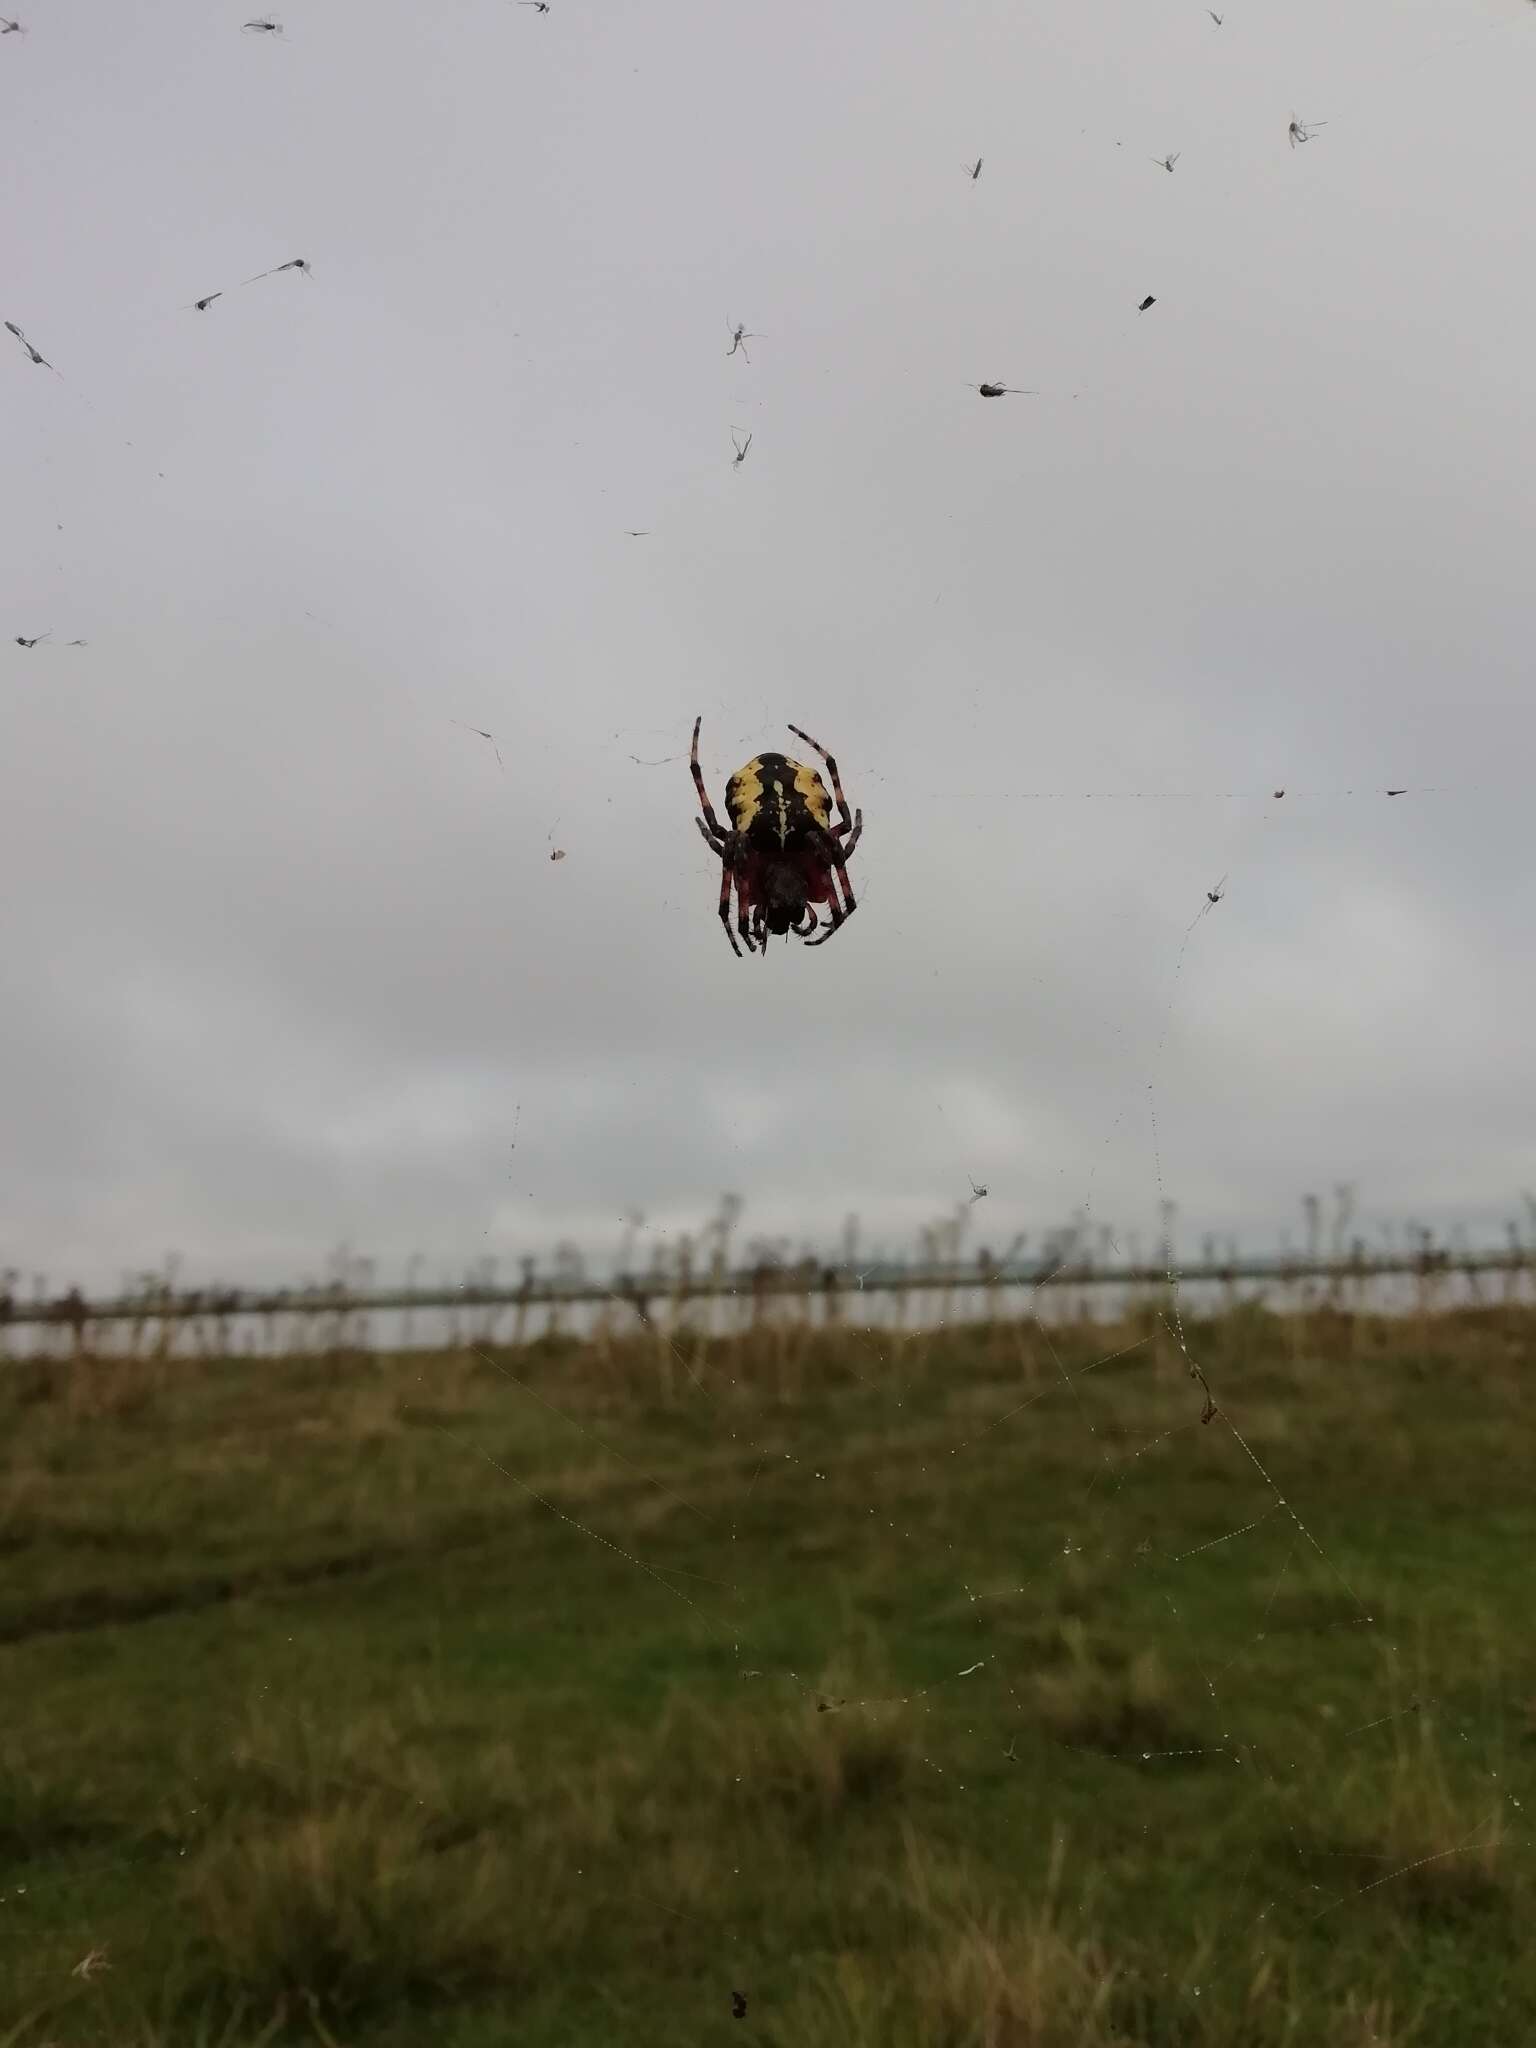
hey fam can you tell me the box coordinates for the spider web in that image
[3,0,1534,2040]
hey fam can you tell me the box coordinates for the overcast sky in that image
[3,0,1534,1293]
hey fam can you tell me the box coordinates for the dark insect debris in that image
[966,156,983,181]
[1152,152,1180,173]
[1288,116,1326,148]
[730,1992,748,2021]
[1138,295,1157,313]
[730,428,752,468]
[971,382,1035,398]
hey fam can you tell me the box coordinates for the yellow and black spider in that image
[690,716,863,957]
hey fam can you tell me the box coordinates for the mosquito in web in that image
[241,17,284,34]
[1288,115,1327,148]
[965,156,983,181]
[519,3,551,13]
[450,719,503,770]
[727,322,757,362]
[5,319,57,371]
[1152,152,1180,173]
[240,258,311,286]
[730,427,752,468]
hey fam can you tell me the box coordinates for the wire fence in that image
[4,1235,1533,1360]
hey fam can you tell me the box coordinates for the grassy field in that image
[1,1302,1532,2046]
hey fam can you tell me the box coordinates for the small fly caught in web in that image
[727,322,758,362]
[1152,152,1180,173]
[5,319,57,371]
[730,427,752,469]
[240,257,311,286]
[968,1177,989,1204]
[965,156,983,181]
[1288,115,1327,148]
[1138,295,1157,313]
[241,17,284,34]
[969,382,1036,398]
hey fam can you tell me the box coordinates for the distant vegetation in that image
[2,1304,1533,2044]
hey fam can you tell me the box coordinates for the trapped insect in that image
[968,1177,989,1203]
[690,716,863,956]
[1,16,25,30]
[1208,10,1223,23]
[241,258,310,284]
[188,293,223,312]
[730,427,752,468]
[519,3,551,12]
[730,1992,748,2021]
[1206,874,1227,906]
[1138,295,1157,312]
[727,322,757,362]
[5,319,54,370]
[14,632,50,648]
[241,17,283,33]
[1152,152,1180,173]
[1288,116,1326,148]
[965,156,983,181]
[970,382,1035,398]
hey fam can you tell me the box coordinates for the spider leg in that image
[696,814,727,852]
[805,838,857,947]
[690,716,730,839]
[717,859,744,957]
[787,722,855,835]
[841,808,864,858]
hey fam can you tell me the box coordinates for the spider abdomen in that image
[725,752,833,848]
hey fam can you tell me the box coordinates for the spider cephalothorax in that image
[690,717,863,956]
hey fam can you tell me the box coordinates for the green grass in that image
[1,1303,1533,2045]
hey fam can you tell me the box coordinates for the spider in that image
[690,716,862,957]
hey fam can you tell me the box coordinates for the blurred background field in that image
[2,1298,1533,2047]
